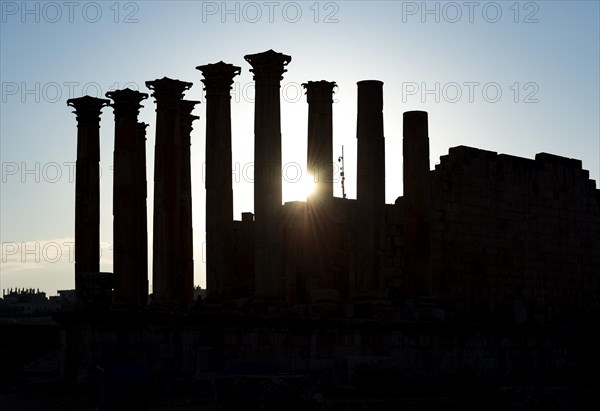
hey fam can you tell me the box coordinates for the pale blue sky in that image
[1,1,598,295]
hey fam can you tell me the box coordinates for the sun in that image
[285,175,316,201]
[301,177,317,199]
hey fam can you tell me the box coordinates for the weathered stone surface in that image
[106,88,149,308]
[66,95,110,306]
[354,80,386,301]
[145,77,192,309]
[197,61,240,302]
[403,110,431,298]
[428,145,600,320]
[303,81,338,305]
[244,50,291,302]
[178,99,199,305]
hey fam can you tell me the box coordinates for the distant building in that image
[1,288,76,317]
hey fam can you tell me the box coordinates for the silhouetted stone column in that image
[197,61,240,302]
[106,89,148,308]
[303,81,338,304]
[179,100,199,305]
[244,50,291,303]
[137,122,149,305]
[304,81,336,200]
[403,111,431,297]
[145,77,192,308]
[354,80,386,302]
[67,96,110,304]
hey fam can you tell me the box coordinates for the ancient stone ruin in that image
[58,49,600,406]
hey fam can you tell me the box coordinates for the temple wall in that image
[428,146,600,321]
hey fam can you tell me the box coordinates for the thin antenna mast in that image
[338,145,347,199]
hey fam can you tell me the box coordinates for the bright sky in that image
[1,1,598,296]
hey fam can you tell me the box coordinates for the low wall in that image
[55,311,600,389]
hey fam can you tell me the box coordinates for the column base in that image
[75,272,115,311]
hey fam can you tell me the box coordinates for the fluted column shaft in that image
[304,81,336,199]
[106,89,148,308]
[303,81,338,302]
[245,50,291,302]
[67,96,109,303]
[137,122,149,305]
[403,111,431,297]
[179,100,199,305]
[198,62,240,301]
[146,77,192,308]
[354,80,386,300]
